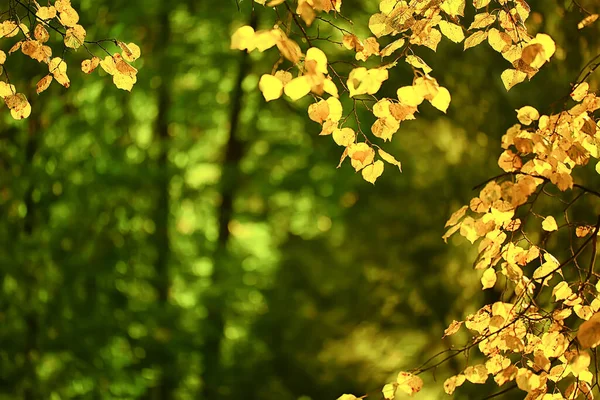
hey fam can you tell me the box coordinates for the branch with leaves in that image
[0,0,140,120]
[230,0,600,398]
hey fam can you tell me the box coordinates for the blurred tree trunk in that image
[147,7,177,400]
[200,13,256,400]
[23,99,40,400]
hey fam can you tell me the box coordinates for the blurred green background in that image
[1,0,599,399]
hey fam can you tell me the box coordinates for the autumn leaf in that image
[542,216,558,232]
[396,372,423,396]
[258,74,283,101]
[362,160,384,184]
[36,75,52,94]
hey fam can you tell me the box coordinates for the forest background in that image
[1,0,599,399]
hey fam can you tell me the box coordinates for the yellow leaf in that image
[36,75,52,94]
[575,305,593,320]
[473,0,491,8]
[571,82,589,102]
[404,55,432,73]
[368,13,393,38]
[430,87,451,113]
[34,24,50,43]
[501,69,527,91]
[118,42,141,62]
[36,6,57,20]
[113,73,136,91]
[355,37,380,61]
[5,93,31,120]
[305,47,328,75]
[396,372,423,396]
[577,313,600,349]
[469,13,496,30]
[464,364,488,384]
[552,281,572,301]
[0,81,15,97]
[438,21,465,43]
[362,160,384,184]
[378,148,402,172]
[464,31,488,50]
[49,57,70,88]
[347,143,375,171]
[231,26,256,51]
[326,97,343,122]
[332,128,355,147]
[481,268,496,289]
[258,74,283,101]
[308,100,329,124]
[443,375,465,395]
[440,0,466,17]
[275,31,302,64]
[521,34,556,69]
[382,383,395,400]
[445,205,468,228]
[81,57,100,74]
[371,117,399,141]
[58,6,80,27]
[578,14,599,29]
[596,161,600,175]
[336,395,358,400]
[397,86,424,107]
[348,67,388,97]
[516,368,543,393]
[542,216,558,232]
[379,38,404,58]
[284,76,311,100]
[254,30,278,52]
[516,106,540,125]
[64,24,86,49]
[442,320,462,338]
[488,28,511,53]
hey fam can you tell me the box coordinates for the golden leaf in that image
[442,320,463,338]
[430,87,451,113]
[578,313,600,349]
[283,76,311,100]
[578,14,599,29]
[404,55,432,73]
[501,69,527,91]
[571,82,589,102]
[396,372,423,396]
[81,57,100,74]
[36,6,57,20]
[64,24,86,49]
[348,67,388,97]
[464,364,488,384]
[332,128,355,147]
[443,375,465,395]
[464,31,488,50]
[516,106,540,125]
[36,75,53,94]
[541,216,558,232]
[440,0,466,17]
[305,47,328,75]
[438,20,465,43]
[347,143,375,171]
[481,268,497,289]
[380,38,405,58]
[445,205,468,228]
[469,13,496,30]
[258,74,284,102]
[378,148,402,172]
[362,160,384,184]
